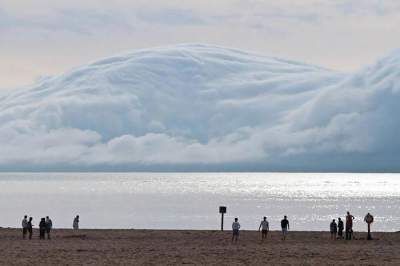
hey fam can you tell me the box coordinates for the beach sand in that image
[0,229,399,265]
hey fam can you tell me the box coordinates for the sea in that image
[0,172,399,232]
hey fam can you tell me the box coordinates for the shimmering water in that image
[0,173,399,231]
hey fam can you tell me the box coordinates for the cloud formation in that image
[1,44,399,171]
[2,0,400,89]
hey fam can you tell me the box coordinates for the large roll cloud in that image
[0,44,399,171]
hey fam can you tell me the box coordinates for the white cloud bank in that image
[0,44,400,171]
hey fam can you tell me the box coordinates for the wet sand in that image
[0,229,399,265]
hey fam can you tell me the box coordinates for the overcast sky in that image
[1,0,400,89]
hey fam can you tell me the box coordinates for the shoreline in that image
[0,227,395,232]
[1,229,399,265]
[2,227,396,234]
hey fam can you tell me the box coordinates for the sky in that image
[2,0,400,90]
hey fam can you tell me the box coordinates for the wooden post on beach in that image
[219,206,227,231]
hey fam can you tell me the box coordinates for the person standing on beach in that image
[337,218,344,239]
[45,216,53,240]
[73,215,80,230]
[330,219,337,240]
[27,217,33,240]
[364,212,374,240]
[258,216,269,241]
[232,218,240,243]
[39,218,46,240]
[345,211,354,240]
[22,215,28,239]
[281,215,290,240]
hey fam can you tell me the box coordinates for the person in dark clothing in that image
[345,211,355,240]
[39,218,46,240]
[73,215,80,230]
[337,217,344,239]
[330,219,338,240]
[27,217,33,240]
[281,215,290,240]
[45,216,53,240]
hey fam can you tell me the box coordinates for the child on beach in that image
[330,219,337,240]
[232,218,240,243]
[337,218,344,239]
[258,216,269,241]
[281,215,290,240]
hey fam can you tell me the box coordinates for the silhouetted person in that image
[22,215,28,239]
[345,211,354,240]
[232,217,240,243]
[337,218,344,239]
[73,215,79,230]
[364,212,374,240]
[45,216,53,240]
[39,218,46,240]
[258,216,269,241]
[330,219,337,240]
[281,215,290,240]
[27,217,33,240]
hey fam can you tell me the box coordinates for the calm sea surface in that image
[0,173,399,231]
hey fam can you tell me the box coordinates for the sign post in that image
[219,206,227,231]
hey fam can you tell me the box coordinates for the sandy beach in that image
[0,229,399,265]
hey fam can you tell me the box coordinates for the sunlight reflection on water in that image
[0,172,399,231]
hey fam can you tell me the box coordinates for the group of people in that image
[231,215,290,243]
[330,212,374,240]
[21,214,80,240]
[22,215,52,240]
[21,211,374,241]
[232,212,374,243]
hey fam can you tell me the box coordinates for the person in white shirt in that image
[22,215,28,239]
[258,216,269,241]
[232,217,240,243]
[73,215,79,230]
